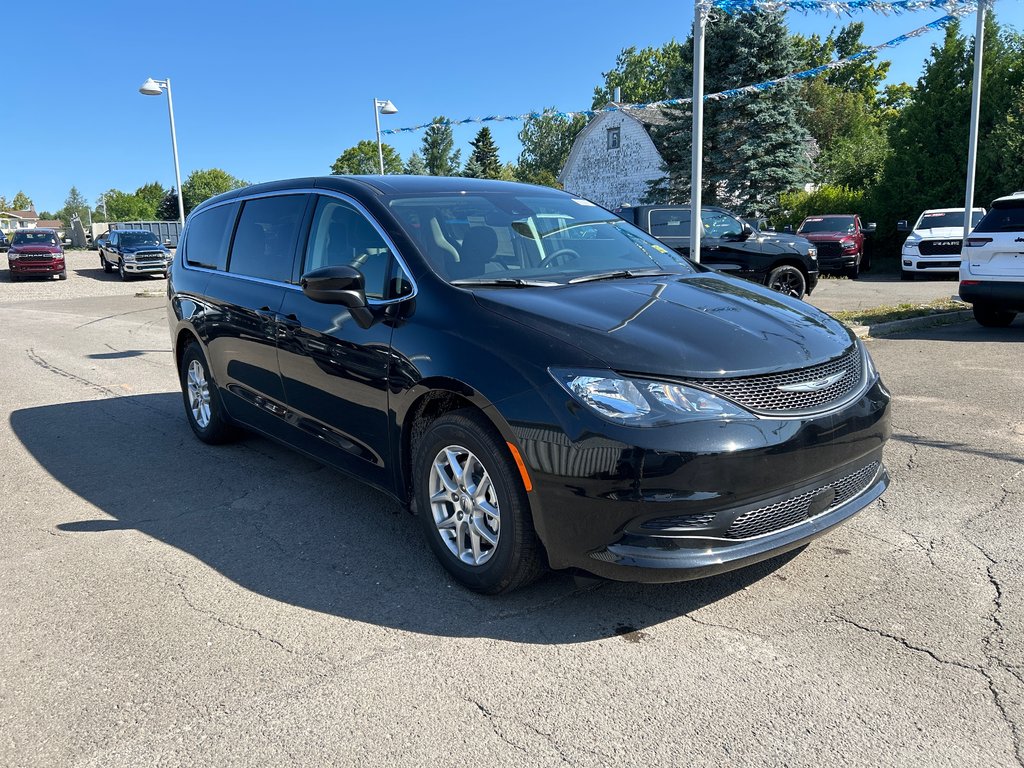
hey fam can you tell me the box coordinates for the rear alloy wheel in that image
[179,342,238,444]
[767,265,807,299]
[413,409,544,594]
[973,304,1017,328]
[101,254,112,273]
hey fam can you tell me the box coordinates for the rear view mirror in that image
[301,265,374,328]
[896,220,910,233]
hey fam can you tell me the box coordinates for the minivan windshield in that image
[120,232,161,247]
[798,216,856,234]
[914,211,984,230]
[12,231,58,246]
[388,193,695,285]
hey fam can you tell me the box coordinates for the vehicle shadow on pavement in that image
[12,393,796,644]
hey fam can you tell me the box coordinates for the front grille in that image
[640,512,716,531]
[815,242,843,259]
[134,252,166,263]
[919,239,962,256]
[917,260,960,269]
[17,254,55,262]
[683,345,863,414]
[726,461,879,539]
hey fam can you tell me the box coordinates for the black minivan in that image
[168,176,891,593]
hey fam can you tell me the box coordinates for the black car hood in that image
[474,273,853,378]
[759,231,814,250]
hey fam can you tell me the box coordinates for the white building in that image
[559,105,668,209]
[0,209,40,232]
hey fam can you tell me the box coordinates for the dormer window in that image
[607,127,620,150]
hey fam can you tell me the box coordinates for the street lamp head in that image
[139,78,165,96]
[378,99,398,115]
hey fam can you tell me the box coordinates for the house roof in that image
[35,219,62,229]
[1,209,39,220]
[608,103,672,127]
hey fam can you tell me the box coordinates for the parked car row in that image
[4,228,172,283]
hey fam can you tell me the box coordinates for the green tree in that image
[516,108,586,187]
[102,189,151,221]
[650,11,811,215]
[498,162,519,182]
[181,169,247,214]
[466,127,502,179]
[58,186,90,227]
[421,117,461,176]
[11,191,32,210]
[331,139,402,175]
[461,156,485,179]
[592,42,685,107]
[0,196,8,211]
[134,182,167,217]
[404,151,428,175]
[156,188,181,221]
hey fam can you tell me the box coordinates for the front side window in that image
[701,211,743,238]
[388,192,695,285]
[183,202,238,271]
[228,195,307,282]
[607,127,621,150]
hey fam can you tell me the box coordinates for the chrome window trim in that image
[179,188,418,306]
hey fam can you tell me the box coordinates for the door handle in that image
[277,313,301,329]
[255,307,276,320]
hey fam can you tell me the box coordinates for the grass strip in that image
[832,298,967,327]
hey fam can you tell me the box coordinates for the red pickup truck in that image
[795,214,876,279]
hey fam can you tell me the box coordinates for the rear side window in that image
[304,196,401,300]
[974,202,1024,233]
[649,209,690,237]
[184,203,238,270]
[228,195,308,282]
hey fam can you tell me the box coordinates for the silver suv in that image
[960,192,1024,327]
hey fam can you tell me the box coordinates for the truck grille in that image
[919,239,962,256]
[683,344,864,414]
[134,251,166,263]
[815,242,843,259]
[18,254,55,262]
[725,462,880,539]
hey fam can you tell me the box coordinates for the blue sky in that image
[6,0,1021,213]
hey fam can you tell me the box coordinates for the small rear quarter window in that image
[183,202,239,271]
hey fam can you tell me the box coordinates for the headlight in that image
[550,368,752,426]
[841,240,857,250]
[807,247,817,260]
[903,240,918,250]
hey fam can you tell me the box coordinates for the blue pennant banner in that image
[381,5,976,136]
[708,0,976,14]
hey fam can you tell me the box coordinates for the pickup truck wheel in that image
[846,257,861,280]
[58,270,67,281]
[100,254,112,273]
[118,260,129,281]
[973,304,1017,328]
[900,270,914,281]
[179,342,238,444]
[767,265,806,299]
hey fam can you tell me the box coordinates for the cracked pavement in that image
[0,266,1022,766]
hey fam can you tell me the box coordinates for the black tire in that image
[118,260,129,281]
[973,304,1017,328]
[413,409,545,594]
[178,342,238,444]
[101,254,112,273]
[58,270,67,281]
[846,256,861,280]
[861,248,871,272]
[900,270,914,281]
[766,265,807,299]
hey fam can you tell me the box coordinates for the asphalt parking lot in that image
[2,251,1022,766]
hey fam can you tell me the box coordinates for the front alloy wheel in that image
[429,446,501,566]
[118,260,128,281]
[767,265,807,299]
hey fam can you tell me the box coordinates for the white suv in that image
[898,207,985,281]
[959,193,1024,327]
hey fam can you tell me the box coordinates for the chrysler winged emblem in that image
[777,371,847,393]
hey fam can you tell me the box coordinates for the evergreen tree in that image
[649,11,811,215]
[517,108,586,187]
[58,187,90,227]
[404,152,428,175]
[0,196,8,211]
[11,191,32,210]
[421,117,461,176]
[467,127,502,179]
[157,188,181,221]
[462,156,485,179]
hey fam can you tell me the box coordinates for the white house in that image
[559,106,668,209]
[0,209,40,232]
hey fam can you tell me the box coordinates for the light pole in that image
[373,98,399,174]
[963,0,987,242]
[140,77,186,224]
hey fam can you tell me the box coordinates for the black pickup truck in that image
[614,205,820,299]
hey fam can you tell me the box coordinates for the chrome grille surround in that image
[726,461,879,540]
[682,345,864,415]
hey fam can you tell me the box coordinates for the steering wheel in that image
[541,248,581,269]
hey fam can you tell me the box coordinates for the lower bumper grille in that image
[726,461,879,539]
[917,260,959,269]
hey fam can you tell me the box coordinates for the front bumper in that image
[500,376,891,582]
[817,253,858,272]
[9,257,64,275]
[123,258,171,274]
[903,253,961,273]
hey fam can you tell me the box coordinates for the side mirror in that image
[301,265,374,329]
[862,222,877,234]
[896,220,910,233]
[783,224,794,234]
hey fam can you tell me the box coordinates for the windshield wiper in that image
[451,277,560,288]
[568,268,675,284]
